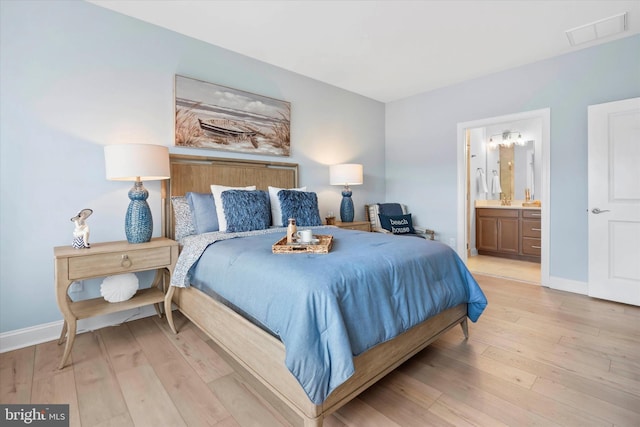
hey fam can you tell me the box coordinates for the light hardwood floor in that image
[2,274,639,426]
[466,255,541,284]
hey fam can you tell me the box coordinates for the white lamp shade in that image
[104,144,170,181]
[330,163,363,186]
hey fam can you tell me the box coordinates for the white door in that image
[588,97,640,306]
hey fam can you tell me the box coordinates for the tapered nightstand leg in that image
[58,317,76,369]
[165,286,177,334]
[153,302,163,318]
[58,320,68,345]
[151,269,164,318]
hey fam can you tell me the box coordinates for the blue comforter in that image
[175,227,487,404]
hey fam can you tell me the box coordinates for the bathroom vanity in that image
[476,205,541,263]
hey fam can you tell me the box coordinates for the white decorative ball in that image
[100,273,139,303]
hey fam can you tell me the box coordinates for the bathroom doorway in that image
[456,109,550,285]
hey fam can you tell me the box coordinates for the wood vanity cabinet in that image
[476,209,519,255]
[476,208,541,263]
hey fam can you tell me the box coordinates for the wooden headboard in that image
[161,154,299,239]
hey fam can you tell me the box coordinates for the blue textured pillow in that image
[278,190,322,227]
[379,213,416,235]
[221,190,271,232]
[186,192,219,234]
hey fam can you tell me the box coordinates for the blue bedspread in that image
[175,227,487,404]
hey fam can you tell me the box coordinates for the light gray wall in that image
[2,1,638,335]
[386,34,640,283]
[0,1,385,333]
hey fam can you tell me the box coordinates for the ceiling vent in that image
[565,12,627,46]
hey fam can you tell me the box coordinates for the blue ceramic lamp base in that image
[340,189,354,222]
[125,181,153,243]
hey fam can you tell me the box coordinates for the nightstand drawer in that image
[68,246,171,280]
[333,221,371,232]
[339,224,370,231]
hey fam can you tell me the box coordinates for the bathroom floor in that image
[466,254,541,284]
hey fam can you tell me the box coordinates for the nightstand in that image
[54,237,179,369]
[333,220,371,232]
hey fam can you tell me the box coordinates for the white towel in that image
[477,169,488,194]
[491,173,502,195]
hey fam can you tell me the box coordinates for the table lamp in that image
[104,144,170,243]
[330,163,363,222]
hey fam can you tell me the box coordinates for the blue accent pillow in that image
[278,190,322,227]
[186,192,219,234]
[221,190,271,232]
[378,203,404,217]
[378,213,416,235]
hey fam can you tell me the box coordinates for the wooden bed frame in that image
[161,154,468,426]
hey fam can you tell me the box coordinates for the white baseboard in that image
[0,306,159,354]
[548,275,588,295]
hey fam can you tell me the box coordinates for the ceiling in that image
[88,0,640,103]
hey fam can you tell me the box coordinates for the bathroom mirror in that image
[485,140,536,200]
[470,117,542,203]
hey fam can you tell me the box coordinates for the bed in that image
[161,154,487,426]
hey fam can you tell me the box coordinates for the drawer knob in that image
[121,254,132,268]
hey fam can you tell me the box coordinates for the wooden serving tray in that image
[272,234,333,254]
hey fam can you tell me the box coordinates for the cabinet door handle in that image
[121,254,132,268]
[531,245,541,249]
[531,228,541,231]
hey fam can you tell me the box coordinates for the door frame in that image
[456,108,551,286]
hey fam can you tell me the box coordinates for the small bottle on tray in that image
[286,218,297,244]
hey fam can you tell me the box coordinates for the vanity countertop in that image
[475,200,541,210]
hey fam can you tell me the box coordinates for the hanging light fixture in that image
[488,130,528,149]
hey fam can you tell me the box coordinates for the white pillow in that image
[211,184,256,232]
[268,186,307,226]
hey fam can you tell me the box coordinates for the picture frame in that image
[175,75,291,157]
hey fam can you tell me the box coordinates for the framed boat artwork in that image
[174,75,291,157]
